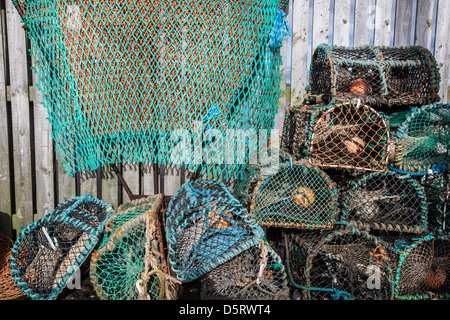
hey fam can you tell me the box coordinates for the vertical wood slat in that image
[414,0,434,49]
[56,154,76,203]
[0,7,11,236]
[333,0,351,46]
[394,0,414,46]
[312,0,330,50]
[434,0,450,103]
[6,0,34,231]
[373,0,393,46]
[353,0,372,46]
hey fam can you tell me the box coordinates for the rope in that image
[388,161,448,176]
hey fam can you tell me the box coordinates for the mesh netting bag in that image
[0,233,24,300]
[284,226,395,300]
[304,44,441,107]
[200,239,290,300]
[166,180,266,282]
[16,0,289,180]
[341,171,429,234]
[249,160,339,230]
[383,234,450,300]
[10,195,113,300]
[90,194,180,300]
[420,173,450,234]
[390,103,450,175]
[281,101,390,171]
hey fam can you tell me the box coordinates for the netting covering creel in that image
[249,160,339,230]
[166,180,265,282]
[281,101,390,171]
[305,44,441,107]
[341,171,429,234]
[200,239,290,300]
[390,103,450,175]
[90,194,180,300]
[284,226,395,300]
[0,233,24,300]
[17,0,289,180]
[10,195,113,300]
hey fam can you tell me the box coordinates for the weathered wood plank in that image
[354,0,373,46]
[414,0,434,49]
[394,0,414,46]
[290,0,310,106]
[101,165,118,208]
[333,0,351,46]
[79,170,98,198]
[433,0,450,103]
[0,8,11,236]
[56,153,76,203]
[6,0,34,230]
[373,0,393,46]
[312,0,330,50]
[121,162,140,203]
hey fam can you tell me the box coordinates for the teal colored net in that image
[166,180,265,282]
[18,0,290,179]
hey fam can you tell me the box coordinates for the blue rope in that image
[387,161,448,176]
[268,9,292,48]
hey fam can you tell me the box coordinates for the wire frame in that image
[284,226,395,300]
[391,103,450,174]
[10,195,113,300]
[341,171,429,234]
[200,239,290,300]
[166,180,266,282]
[90,194,180,300]
[249,160,339,230]
[305,44,441,107]
[0,233,25,300]
[18,0,287,180]
[390,234,450,300]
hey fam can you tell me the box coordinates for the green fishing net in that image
[90,194,180,300]
[17,0,289,180]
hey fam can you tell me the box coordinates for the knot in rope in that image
[268,9,291,48]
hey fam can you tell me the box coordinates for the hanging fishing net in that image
[390,103,450,175]
[90,194,180,300]
[16,0,289,180]
[200,239,289,300]
[9,195,113,300]
[304,44,441,108]
[0,233,25,300]
[341,171,429,234]
[281,101,390,171]
[384,234,450,300]
[284,226,395,300]
[249,160,339,230]
[166,180,266,282]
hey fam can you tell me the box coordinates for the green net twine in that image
[10,195,113,300]
[19,0,289,180]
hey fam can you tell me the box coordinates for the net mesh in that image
[200,239,289,300]
[249,160,339,230]
[281,101,390,171]
[341,171,429,234]
[166,180,265,282]
[284,226,395,300]
[0,233,25,300]
[10,195,113,300]
[90,194,180,300]
[388,234,450,300]
[391,103,450,174]
[19,0,289,180]
[420,173,450,234]
[305,44,441,108]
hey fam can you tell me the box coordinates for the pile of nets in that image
[17,0,289,180]
[249,160,339,230]
[90,194,180,300]
[10,195,113,300]
[0,233,24,300]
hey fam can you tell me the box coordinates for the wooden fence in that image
[1,0,449,238]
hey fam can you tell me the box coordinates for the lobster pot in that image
[282,102,390,171]
[306,44,441,107]
[0,233,24,300]
[391,104,450,174]
[18,0,288,180]
[419,174,449,234]
[200,239,290,300]
[341,171,429,234]
[390,234,450,300]
[10,195,113,300]
[90,194,179,300]
[166,180,265,282]
[249,160,339,230]
[285,226,395,300]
